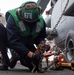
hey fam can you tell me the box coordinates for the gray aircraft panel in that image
[45,0,74,62]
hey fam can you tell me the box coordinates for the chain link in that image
[51,0,69,33]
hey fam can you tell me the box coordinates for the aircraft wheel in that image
[65,30,74,62]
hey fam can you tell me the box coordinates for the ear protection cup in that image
[16,8,24,20]
[38,6,42,14]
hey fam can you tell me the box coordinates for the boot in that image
[0,57,9,70]
[9,51,20,68]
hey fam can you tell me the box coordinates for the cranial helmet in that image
[17,1,41,22]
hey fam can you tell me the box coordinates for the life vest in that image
[6,8,45,44]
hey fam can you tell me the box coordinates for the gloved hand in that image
[31,52,42,72]
[37,43,46,51]
[32,52,45,73]
[32,52,41,65]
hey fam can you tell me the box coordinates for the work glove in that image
[32,52,41,66]
[31,52,44,73]
[37,43,46,52]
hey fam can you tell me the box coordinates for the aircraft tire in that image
[65,30,74,63]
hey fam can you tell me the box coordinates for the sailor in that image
[6,1,46,72]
